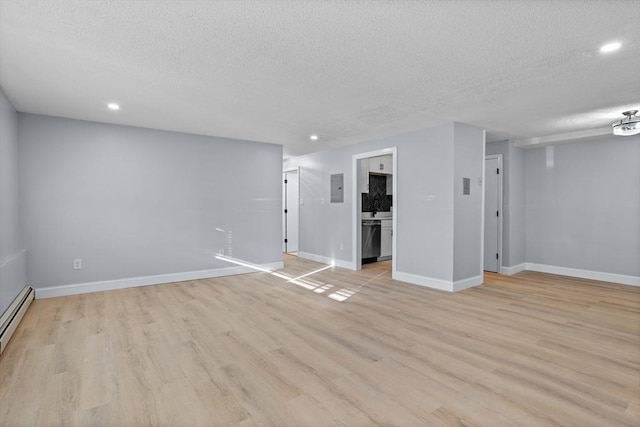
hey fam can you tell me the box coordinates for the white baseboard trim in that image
[35,261,284,299]
[393,271,483,293]
[500,263,526,275]
[525,263,640,287]
[453,274,484,292]
[393,271,449,292]
[297,252,355,270]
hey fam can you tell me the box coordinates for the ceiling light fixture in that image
[309,134,318,141]
[612,110,640,136]
[107,103,120,110]
[600,42,621,53]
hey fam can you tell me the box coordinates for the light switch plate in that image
[330,173,344,203]
[463,177,470,195]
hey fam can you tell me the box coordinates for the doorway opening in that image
[283,168,299,255]
[352,148,397,277]
[483,155,503,272]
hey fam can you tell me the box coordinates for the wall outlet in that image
[73,258,82,270]
[339,243,344,251]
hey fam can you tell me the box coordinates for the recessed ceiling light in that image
[600,42,621,53]
[107,103,120,110]
[309,134,319,141]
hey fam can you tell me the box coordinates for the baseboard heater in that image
[0,286,34,355]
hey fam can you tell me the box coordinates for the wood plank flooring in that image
[1,255,639,426]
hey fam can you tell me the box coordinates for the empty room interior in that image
[1,1,639,426]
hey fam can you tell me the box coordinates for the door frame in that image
[351,147,397,276]
[484,154,503,272]
[283,167,300,254]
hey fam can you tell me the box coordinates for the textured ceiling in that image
[1,0,639,157]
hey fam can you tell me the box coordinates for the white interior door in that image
[484,156,501,272]
[283,170,299,253]
[282,173,287,252]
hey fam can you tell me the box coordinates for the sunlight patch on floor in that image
[314,284,333,293]
[215,254,389,302]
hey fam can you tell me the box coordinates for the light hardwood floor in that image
[1,255,639,426]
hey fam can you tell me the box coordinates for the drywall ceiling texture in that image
[1,1,639,157]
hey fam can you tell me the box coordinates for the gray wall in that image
[0,88,27,315]
[285,122,485,285]
[508,142,525,266]
[292,147,355,262]
[525,136,640,276]
[18,114,283,288]
[486,140,526,268]
[453,124,485,281]
[395,125,454,281]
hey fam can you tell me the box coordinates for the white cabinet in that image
[359,159,369,193]
[369,155,392,175]
[380,219,392,258]
[360,155,393,193]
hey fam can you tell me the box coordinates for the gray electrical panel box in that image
[463,177,470,195]
[330,173,344,203]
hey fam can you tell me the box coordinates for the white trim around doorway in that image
[351,147,398,278]
[282,167,300,255]
[484,153,503,273]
